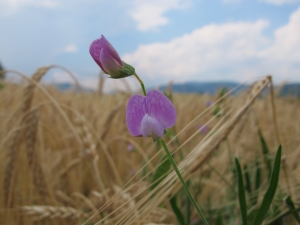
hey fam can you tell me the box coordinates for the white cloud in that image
[260,0,300,5]
[264,7,300,61]
[123,20,270,81]
[0,0,58,15]
[63,44,78,53]
[129,0,190,31]
[123,7,300,83]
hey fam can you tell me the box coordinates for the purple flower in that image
[129,168,135,175]
[191,217,199,225]
[90,35,135,79]
[126,90,176,140]
[205,101,213,107]
[197,124,208,134]
[127,144,134,151]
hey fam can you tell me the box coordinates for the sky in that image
[1,0,300,91]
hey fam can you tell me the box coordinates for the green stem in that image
[159,138,209,225]
[134,72,146,96]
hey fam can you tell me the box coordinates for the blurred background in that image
[0,0,300,92]
[1,1,300,224]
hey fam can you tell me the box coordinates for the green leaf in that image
[253,145,282,225]
[109,61,135,79]
[258,130,272,179]
[252,159,262,206]
[218,87,227,98]
[244,164,252,194]
[170,195,186,225]
[213,105,221,117]
[284,196,300,224]
[215,211,224,225]
[150,155,171,191]
[247,209,259,224]
[235,158,248,225]
[255,159,262,190]
[185,180,191,225]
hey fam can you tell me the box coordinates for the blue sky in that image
[1,0,300,91]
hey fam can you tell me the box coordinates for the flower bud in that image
[89,35,135,79]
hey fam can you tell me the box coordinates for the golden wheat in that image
[0,67,299,224]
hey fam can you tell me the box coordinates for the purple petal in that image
[126,94,147,136]
[145,90,176,129]
[141,114,164,138]
[205,101,213,107]
[126,90,177,138]
[100,47,123,74]
[127,144,134,151]
[89,39,106,72]
[89,35,123,74]
[100,35,123,67]
[197,124,208,134]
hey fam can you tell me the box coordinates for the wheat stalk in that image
[98,70,106,96]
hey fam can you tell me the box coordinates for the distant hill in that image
[55,82,73,91]
[52,81,300,96]
[52,82,93,92]
[158,81,300,96]
[279,83,300,96]
[158,81,248,95]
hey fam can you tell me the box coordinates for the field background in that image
[0,67,300,225]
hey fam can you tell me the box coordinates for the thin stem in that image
[159,138,209,225]
[133,72,146,96]
[186,180,191,225]
[268,76,281,145]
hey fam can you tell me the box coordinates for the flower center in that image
[141,114,164,140]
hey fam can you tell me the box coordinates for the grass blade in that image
[244,164,252,194]
[235,158,248,225]
[284,196,300,224]
[215,211,224,225]
[170,195,186,225]
[150,155,171,190]
[252,159,262,206]
[253,145,282,225]
[258,130,272,179]
[185,180,191,225]
[255,159,262,190]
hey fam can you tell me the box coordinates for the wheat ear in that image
[21,205,88,221]
[4,67,50,207]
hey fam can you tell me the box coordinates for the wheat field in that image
[0,66,299,225]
